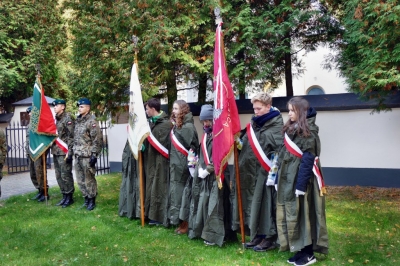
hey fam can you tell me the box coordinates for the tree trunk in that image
[284,35,293,97]
[197,73,207,104]
[166,68,177,113]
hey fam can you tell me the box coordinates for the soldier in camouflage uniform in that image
[25,106,50,202]
[51,99,75,208]
[73,98,102,211]
[0,128,7,198]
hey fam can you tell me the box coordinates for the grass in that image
[1,174,400,266]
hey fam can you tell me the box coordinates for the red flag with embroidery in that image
[212,22,241,188]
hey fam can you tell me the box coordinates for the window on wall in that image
[20,112,30,126]
[307,86,325,95]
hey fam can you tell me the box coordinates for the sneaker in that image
[244,236,263,249]
[204,240,216,246]
[287,251,304,265]
[149,220,162,225]
[253,239,277,252]
[294,254,316,266]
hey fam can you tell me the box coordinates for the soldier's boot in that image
[87,197,96,211]
[62,193,74,208]
[55,194,67,206]
[38,192,50,202]
[82,196,89,207]
[31,189,41,200]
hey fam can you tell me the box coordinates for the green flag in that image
[29,79,57,161]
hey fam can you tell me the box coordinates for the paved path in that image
[1,169,58,200]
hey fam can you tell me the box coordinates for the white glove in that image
[266,179,275,186]
[295,189,306,197]
[274,184,277,191]
[198,168,210,179]
[189,167,195,177]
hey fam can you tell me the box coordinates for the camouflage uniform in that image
[25,123,49,196]
[73,114,102,200]
[51,111,75,206]
[0,129,6,198]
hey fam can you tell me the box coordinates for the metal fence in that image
[5,121,110,175]
[96,121,110,175]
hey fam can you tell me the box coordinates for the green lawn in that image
[1,173,399,266]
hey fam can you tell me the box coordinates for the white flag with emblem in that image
[127,63,150,159]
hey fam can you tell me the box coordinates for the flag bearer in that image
[51,99,75,208]
[236,92,283,252]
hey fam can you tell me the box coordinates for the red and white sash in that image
[147,132,169,159]
[171,130,189,157]
[201,133,210,165]
[55,138,68,154]
[284,133,326,196]
[246,123,272,172]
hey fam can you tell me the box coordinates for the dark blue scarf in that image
[252,110,280,128]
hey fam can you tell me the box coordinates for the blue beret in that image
[52,99,66,106]
[26,106,32,113]
[76,98,91,106]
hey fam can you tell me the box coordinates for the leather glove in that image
[189,167,195,177]
[295,189,306,197]
[89,155,97,167]
[198,168,210,179]
[66,154,73,164]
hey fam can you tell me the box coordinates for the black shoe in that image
[148,220,162,225]
[294,253,316,266]
[253,238,278,252]
[87,197,96,211]
[62,193,74,208]
[38,193,50,202]
[244,236,263,249]
[82,196,89,207]
[288,251,305,265]
[55,194,67,206]
[31,190,41,200]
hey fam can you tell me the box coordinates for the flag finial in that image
[214,7,222,25]
[132,35,139,64]
[35,63,41,79]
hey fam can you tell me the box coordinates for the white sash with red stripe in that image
[201,133,210,165]
[246,123,272,172]
[171,130,189,157]
[55,138,68,154]
[147,132,169,159]
[284,133,326,196]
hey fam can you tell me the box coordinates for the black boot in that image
[87,197,96,211]
[31,189,41,200]
[55,194,67,206]
[62,193,74,208]
[38,192,50,202]
[82,196,89,207]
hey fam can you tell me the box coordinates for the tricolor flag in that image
[212,22,241,188]
[29,79,57,161]
[127,63,150,159]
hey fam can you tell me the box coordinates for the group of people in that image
[119,94,329,266]
[25,98,103,211]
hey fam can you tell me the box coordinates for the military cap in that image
[76,98,91,107]
[26,106,32,113]
[52,99,66,106]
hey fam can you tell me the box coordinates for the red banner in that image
[212,22,241,188]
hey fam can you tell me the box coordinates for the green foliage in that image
[1,175,400,265]
[336,0,400,111]
[0,0,66,111]
[222,0,343,96]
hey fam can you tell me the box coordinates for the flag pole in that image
[234,145,245,248]
[35,64,49,206]
[132,35,145,227]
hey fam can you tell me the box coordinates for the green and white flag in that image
[29,79,57,161]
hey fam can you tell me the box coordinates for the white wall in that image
[108,124,129,165]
